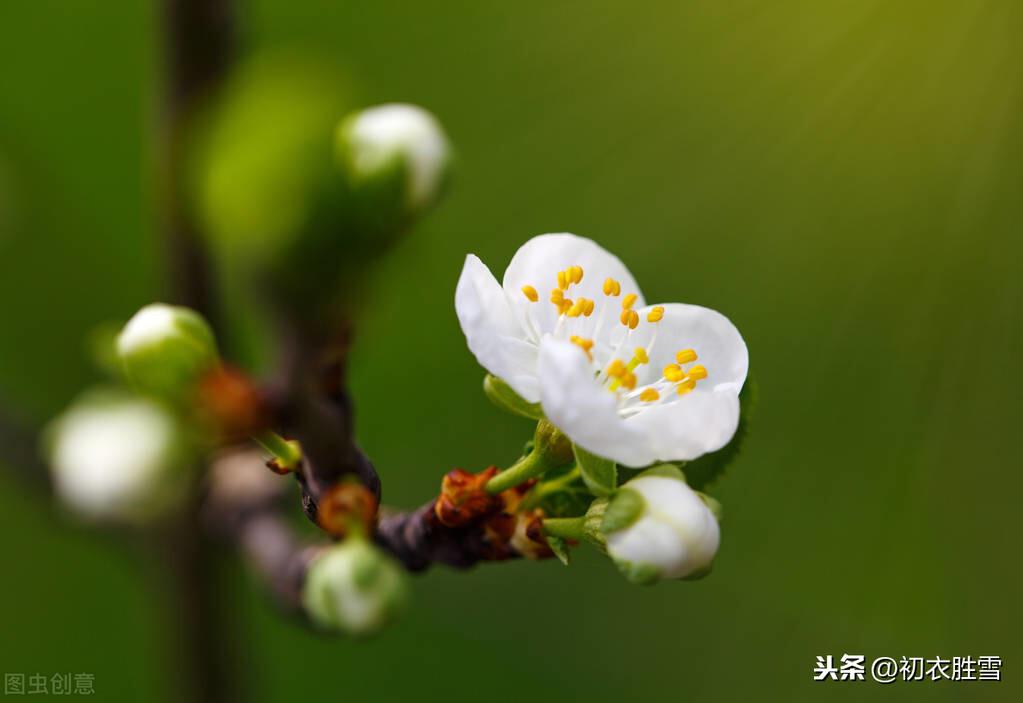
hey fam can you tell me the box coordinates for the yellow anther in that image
[566,300,584,317]
[622,293,638,310]
[570,335,593,351]
[633,347,649,364]
[687,364,708,381]
[663,364,684,382]
[619,309,639,329]
[647,306,664,323]
[676,379,695,396]
[570,335,594,360]
[521,285,538,302]
[557,270,569,291]
[603,278,621,296]
[620,371,637,391]
[675,349,698,365]
[550,288,564,305]
[569,266,584,284]
[577,298,594,317]
[559,299,573,315]
[606,359,626,378]
[639,388,660,402]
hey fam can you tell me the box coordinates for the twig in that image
[159,0,235,700]
[0,402,46,487]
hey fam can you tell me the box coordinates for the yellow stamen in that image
[521,285,538,302]
[566,300,584,317]
[622,293,638,310]
[663,364,684,382]
[676,379,695,396]
[619,309,639,329]
[569,266,584,284]
[582,298,595,316]
[550,288,564,305]
[687,364,708,381]
[633,347,649,365]
[602,278,621,296]
[620,371,637,390]
[570,335,594,360]
[647,306,664,323]
[676,349,698,365]
[640,388,660,402]
[606,359,626,378]
[557,270,569,291]
[559,299,573,315]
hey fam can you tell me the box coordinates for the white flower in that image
[303,538,409,636]
[48,391,185,522]
[603,473,720,583]
[338,103,451,212]
[455,233,748,467]
[117,303,219,398]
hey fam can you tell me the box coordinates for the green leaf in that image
[483,375,543,420]
[546,535,571,565]
[599,488,645,534]
[678,376,758,491]
[573,444,617,497]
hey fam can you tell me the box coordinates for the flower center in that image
[520,264,708,415]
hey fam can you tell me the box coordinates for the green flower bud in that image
[303,538,409,637]
[116,303,218,400]
[191,52,352,272]
[335,103,451,225]
[601,471,720,585]
[46,390,190,523]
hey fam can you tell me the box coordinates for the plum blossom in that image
[455,233,748,467]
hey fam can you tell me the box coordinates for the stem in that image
[485,450,551,495]
[521,466,582,510]
[160,0,235,700]
[253,431,302,471]
[543,517,587,541]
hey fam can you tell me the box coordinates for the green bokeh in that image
[1,1,1020,701]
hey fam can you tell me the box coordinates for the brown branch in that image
[267,321,381,526]
[159,0,236,700]
[0,402,47,487]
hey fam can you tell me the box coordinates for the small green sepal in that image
[483,375,543,420]
[599,488,645,535]
[546,535,571,566]
[573,444,617,497]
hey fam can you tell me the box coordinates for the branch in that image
[0,401,46,487]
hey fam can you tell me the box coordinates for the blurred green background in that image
[1,0,1020,700]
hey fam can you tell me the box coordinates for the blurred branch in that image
[159,0,236,700]
[0,401,46,487]
[162,0,233,321]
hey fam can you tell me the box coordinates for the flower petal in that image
[630,303,748,392]
[626,389,741,461]
[503,233,646,340]
[454,255,540,401]
[538,336,654,467]
[606,514,683,575]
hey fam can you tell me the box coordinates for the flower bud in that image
[302,538,409,636]
[46,390,189,522]
[116,303,218,400]
[335,103,451,221]
[601,467,720,584]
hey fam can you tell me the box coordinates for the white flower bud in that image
[116,303,218,399]
[337,103,451,214]
[303,538,409,636]
[601,470,720,584]
[47,391,187,522]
